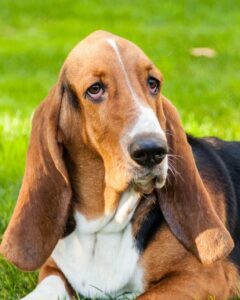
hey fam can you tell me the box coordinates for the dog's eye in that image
[148,77,160,95]
[86,82,105,101]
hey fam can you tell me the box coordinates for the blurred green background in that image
[0,0,240,298]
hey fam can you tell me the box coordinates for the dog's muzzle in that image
[128,137,168,193]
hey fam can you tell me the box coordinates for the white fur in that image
[74,187,141,233]
[106,38,136,99]
[51,187,144,299]
[106,38,166,148]
[128,103,165,139]
[21,275,70,300]
[155,156,169,188]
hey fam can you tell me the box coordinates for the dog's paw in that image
[20,275,70,300]
[21,293,69,300]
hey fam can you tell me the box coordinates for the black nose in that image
[129,138,168,167]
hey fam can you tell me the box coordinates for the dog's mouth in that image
[134,174,166,194]
[126,155,168,194]
[132,156,168,193]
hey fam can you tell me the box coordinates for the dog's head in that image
[60,31,169,194]
[0,31,234,271]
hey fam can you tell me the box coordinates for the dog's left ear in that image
[0,83,72,271]
[156,96,234,264]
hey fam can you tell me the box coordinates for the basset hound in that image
[1,30,240,300]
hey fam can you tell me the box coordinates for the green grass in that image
[0,0,240,298]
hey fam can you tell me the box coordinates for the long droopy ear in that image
[0,84,72,271]
[157,96,234,264]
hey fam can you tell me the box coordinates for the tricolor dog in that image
[1,31,240,299]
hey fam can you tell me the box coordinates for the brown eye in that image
[86,82,105,101]
[148,77,160,95]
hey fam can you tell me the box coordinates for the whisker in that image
[167,158,184,184]
[167,154,184,160]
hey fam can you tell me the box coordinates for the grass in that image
[0,0,240,298]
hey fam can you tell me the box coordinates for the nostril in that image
[133,150,147,160]
[131,150,148,165]
[154,147,167,163]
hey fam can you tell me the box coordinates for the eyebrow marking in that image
[106,38,136,99]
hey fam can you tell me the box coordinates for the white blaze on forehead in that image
[129,104,165,139]
[106,38,165,140]
[106,38,136,98]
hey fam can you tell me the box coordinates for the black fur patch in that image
[187,135,240,268]
[133,194,164,252]
[63,210,76,237]
[63,82,79,109]
[134,135,240,266]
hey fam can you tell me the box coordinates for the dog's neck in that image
[74,185,141,234]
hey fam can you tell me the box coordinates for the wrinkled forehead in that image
[63,31,157,79]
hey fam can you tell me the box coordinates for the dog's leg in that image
[136,267,236,300]
[21,275,70,300]
[136,274,199,300]
[21,258,74,300]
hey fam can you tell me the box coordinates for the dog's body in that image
[39,136,240,300]
[1,31,240,299]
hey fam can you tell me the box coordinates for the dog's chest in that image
[52,188,143,299]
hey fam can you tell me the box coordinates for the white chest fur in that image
[51,187,144,299]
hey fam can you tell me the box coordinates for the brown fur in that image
[0,31,238,299]
[158,98,233,265]
[0,86,72,270]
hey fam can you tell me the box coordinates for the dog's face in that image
[0,31,234,271]
[60,31,168,194]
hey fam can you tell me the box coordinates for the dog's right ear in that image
[157,97,234,264]
[0,83,72,271]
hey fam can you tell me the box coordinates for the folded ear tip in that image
[195,227,234,265]
[0,241,41,271]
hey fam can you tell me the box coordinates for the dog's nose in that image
[129,138,168,167]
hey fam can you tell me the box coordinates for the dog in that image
[1,30,240,300]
